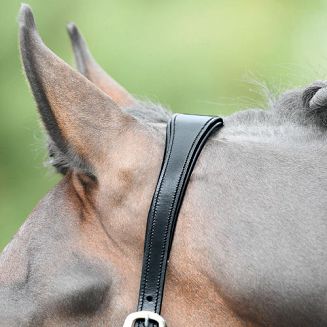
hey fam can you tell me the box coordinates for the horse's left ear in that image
[19,4,144,175]
[67,23,136,108]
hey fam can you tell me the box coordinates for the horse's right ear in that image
[19,4,141,175]
[67,23,136,108]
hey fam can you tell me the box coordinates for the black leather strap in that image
[136,114,223,326]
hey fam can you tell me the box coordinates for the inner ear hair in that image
[47,139,94,176]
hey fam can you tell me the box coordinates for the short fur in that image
[0,4,327,327]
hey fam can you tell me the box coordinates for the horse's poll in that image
[124,114,223,327]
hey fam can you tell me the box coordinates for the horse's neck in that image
[191,114,327,265]
[182,115,327,326]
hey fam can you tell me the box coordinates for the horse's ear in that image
[19,4,138,175]
[66,23,135,108]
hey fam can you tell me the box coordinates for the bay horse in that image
[1,4,327,326]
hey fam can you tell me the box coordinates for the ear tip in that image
[66,22,90,58]
[67,22,77,35]
[19,3,36,30]
[67,22,81,43]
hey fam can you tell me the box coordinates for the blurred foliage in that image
[1,0,327,249]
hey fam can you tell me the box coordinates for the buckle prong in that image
[144,313,149,327]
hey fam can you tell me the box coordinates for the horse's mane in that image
[134,82,327,146]
[126,82,327,131]
[220,82,327,145]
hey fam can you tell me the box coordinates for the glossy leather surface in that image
[134,114,223,327]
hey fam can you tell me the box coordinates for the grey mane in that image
[127,81,327,132]
[221,82,327,146]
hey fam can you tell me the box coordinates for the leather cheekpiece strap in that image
[136,114,223,326]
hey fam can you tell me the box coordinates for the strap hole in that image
[146,295,153,302]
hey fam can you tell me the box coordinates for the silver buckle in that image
[123,311,167,327]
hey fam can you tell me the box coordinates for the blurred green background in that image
[1,0,327,249]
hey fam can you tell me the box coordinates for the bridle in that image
[124,114,223,327]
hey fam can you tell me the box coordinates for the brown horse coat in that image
[1,4,327,326]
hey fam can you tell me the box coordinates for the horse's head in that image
[0,4,165,326]
[2,4,327,327]
[0,5,221,326]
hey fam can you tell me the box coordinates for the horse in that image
[1,4,327,326]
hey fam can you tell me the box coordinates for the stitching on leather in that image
[139,115,177,309]
[153,117,215,312]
